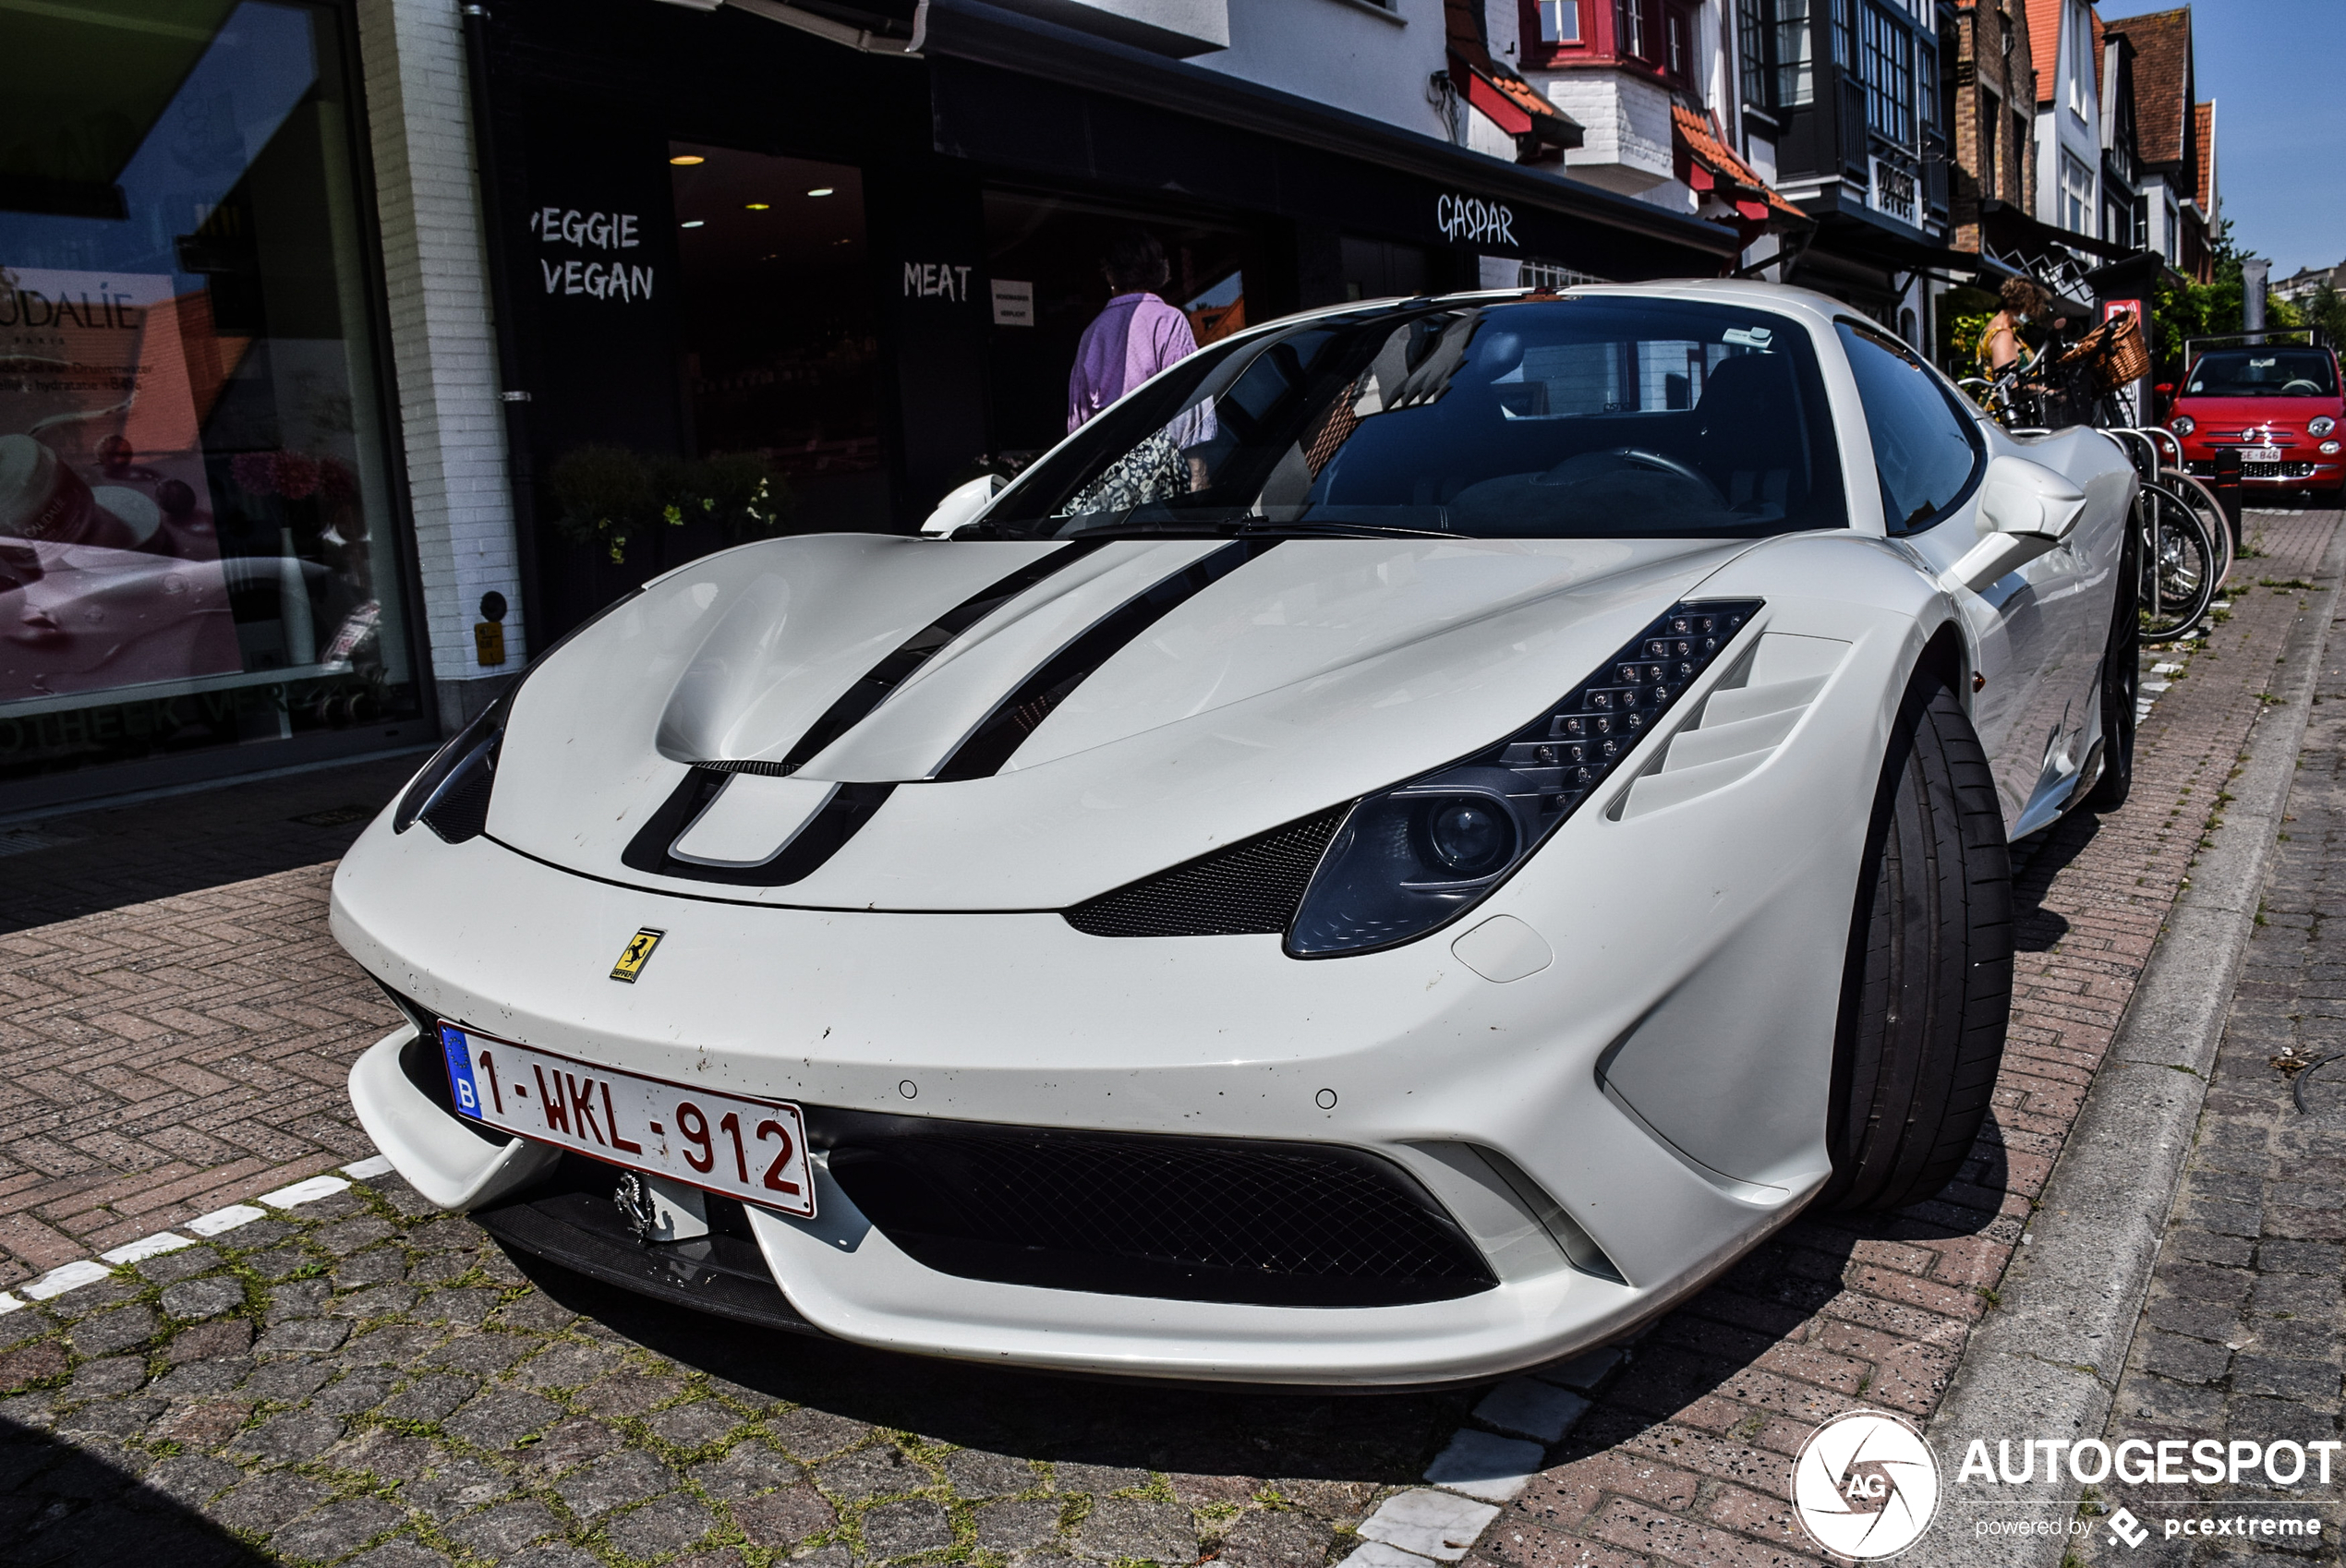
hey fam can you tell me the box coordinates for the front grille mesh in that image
[1064,804,1351,937]
[825,1125,1494,1306]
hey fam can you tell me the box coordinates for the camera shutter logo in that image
[1790,1410,1941,1558]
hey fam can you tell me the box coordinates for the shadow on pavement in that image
[508,1247,1470,1488]
[2009,807,2099,951]
[0,752,424,933]
[0,1417,266,1568]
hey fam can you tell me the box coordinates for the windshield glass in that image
[2185,350,2340,398]
[983,297,1845,539]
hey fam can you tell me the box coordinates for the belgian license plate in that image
[2238,446,2282,463]
[437,1022,815,1218]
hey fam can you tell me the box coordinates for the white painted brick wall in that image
[1540,71,1675,195]
[357,0,526,718]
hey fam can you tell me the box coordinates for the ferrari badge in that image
[610,928,665,983]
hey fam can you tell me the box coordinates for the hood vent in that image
[1065,802,1351,937]
[622,768,896,887]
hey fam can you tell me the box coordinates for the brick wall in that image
[357,0,527,730]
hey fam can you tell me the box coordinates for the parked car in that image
[2168,341,2345,498]
[333,282,2137,1385]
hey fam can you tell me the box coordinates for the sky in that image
[2096,0,2346,278]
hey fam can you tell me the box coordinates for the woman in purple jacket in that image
[1063,230,1215,513]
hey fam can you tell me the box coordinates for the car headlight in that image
[2171,415,2196,436]
[2311,416,2336,437]
[1288,598,1762,958]
[393,587,644,844]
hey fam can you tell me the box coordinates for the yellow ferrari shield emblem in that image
[610,928,664,983]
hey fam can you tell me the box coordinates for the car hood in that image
[486,531,1752,909]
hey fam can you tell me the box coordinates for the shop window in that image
[669,146,884,533]
[0,0,418,789]
[980,192,1258,462]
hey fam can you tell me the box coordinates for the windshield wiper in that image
[1240,519,1457,539]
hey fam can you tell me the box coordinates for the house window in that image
[2065,5,2092,119]
[1831,0,1854,67]
[1859,4,1912,143]
[1540,0,1581,42]
[1616,0,1647,59]
[1667,6,1685,75]
[1738,0,1768,107]
[2163,197,2180,262]
[1918,41,1938,134]
[1978,89,2000,196]
[2060,149,2095,235]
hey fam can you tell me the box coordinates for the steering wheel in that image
[1608,447,1714,488]
[2284,379,2323,395]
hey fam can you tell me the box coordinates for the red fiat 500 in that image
[2170,344,2345,497]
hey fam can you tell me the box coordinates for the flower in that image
[273,452,322,501]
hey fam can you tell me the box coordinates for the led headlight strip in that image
[1287,598,1763,958]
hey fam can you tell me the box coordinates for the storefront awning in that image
[918,0,1738,275]
[1670,105,1802,238]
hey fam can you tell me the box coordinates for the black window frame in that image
[1834,318,1985,537]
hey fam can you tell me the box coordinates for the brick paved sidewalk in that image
[2062,527,2346,1564]
[0,756,423,1282]
[0,512,2335,1568]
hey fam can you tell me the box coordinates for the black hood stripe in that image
[768,538,1112,776]
[933,538,1281,782]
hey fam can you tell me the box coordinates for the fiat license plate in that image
[438,1023,815,1217]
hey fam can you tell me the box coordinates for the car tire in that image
[1819,672,2013,1212]
[2084,514,2141,811]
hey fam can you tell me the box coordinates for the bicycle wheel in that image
[2137,480,2218,642]
[2158,467,2235,588]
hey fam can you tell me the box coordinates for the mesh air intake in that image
[1063,804,1351,937]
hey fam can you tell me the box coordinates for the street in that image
[0,513,2335,1567]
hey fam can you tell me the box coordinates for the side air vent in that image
[1064,804,1352,937]
[1612,632,1849,820]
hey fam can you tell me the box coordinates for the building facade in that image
[0,0,1745,810]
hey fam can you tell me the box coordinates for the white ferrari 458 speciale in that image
[335,281,2139,1385]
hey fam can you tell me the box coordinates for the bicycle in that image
[2104,426,2233,590]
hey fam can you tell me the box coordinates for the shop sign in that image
[904,262,976,302]
[991,280,1034,327]
[529,207,654,303]
[1437,193,1518,247]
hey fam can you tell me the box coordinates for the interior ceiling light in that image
[744,201,771,211]
[681,220,705,229]
[669,154,705,165]
[806,187,835,198]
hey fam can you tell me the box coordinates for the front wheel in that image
[2084,502,2142,811]
[1819,674,2013,1212]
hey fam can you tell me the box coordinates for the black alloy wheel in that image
[1819,671,2014,1212]
[2084,515,2142,812]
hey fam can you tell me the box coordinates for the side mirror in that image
[1948,455,2088,593]
[919,473,1005,537]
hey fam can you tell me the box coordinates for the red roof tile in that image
[2105,6,2192,167]
[2194,99,2216,208]
[2027,0,2062,105]
[1671,103,1804,223]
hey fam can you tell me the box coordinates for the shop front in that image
[0,0,429,809]
[471,0,1740,645]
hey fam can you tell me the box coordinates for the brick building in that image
[1948,0,2038,255]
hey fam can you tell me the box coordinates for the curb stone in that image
[1915,520,2346,1568]
[0,1156,397,1314]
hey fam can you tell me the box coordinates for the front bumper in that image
[336,825,1848,1383]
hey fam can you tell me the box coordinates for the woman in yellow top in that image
[1978,277,2050,377]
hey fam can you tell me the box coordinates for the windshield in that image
[2185,350,2340,398]
[983,297,1846,540]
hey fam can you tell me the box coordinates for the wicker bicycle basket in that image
[2056,309,2153,396]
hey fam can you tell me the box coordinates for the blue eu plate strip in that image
[438,1023,482,1118]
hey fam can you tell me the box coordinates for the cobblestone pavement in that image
[0,511,2335,1568]
[2063,516,2346,1565]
